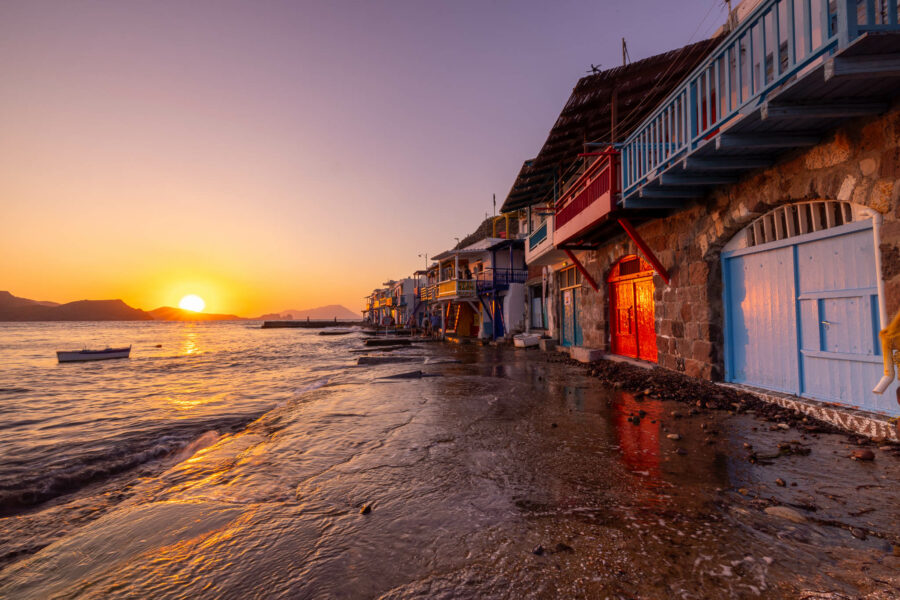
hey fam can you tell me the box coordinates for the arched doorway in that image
[722,200,897,416]
[608,255,657,362]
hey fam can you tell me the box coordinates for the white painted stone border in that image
[719,383,899,442]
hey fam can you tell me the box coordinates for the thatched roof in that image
[501,37,721,213]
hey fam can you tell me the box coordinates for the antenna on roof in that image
[587,63,602,74]
[725,0,736,33]
[622,38,630,66]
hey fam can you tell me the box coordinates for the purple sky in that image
[0,0,728,314]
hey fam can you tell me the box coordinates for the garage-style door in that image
[722,202,897,416]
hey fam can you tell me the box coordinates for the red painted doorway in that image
[608,255,657,362]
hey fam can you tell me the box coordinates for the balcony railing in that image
[554,150,618,246]
[418,284,439,301]
[476,268,528,292]
[528,221,548,250]
[620,0,900,198]
[436,279,476,298]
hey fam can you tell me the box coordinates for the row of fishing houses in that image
[365,0,900,420]
[363,216,528,341]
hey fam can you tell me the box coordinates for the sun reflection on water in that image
[181,333,200,356]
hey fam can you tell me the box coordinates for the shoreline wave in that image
[0,414,261,517]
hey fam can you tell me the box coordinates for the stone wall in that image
[570,101,900,381]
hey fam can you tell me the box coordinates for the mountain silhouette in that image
[148,306,243,321]
[0,292,150,321]
[258,304,359,320]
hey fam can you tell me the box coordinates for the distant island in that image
[0,291,359,322]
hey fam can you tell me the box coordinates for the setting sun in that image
[178,294,206,312]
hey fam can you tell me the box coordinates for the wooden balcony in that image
[620,0,900,207]
[416,285,438,301]
[553,150,618,247]
[436,279,476,299]
[476,268,528,293]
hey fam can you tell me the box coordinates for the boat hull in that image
[57,347,131,363]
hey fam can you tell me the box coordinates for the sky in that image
[0,0,728,316]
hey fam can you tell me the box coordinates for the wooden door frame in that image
[608,255,656,360]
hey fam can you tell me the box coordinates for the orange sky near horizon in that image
[0,2,727,316]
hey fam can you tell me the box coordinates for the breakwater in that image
[260,320,364,329]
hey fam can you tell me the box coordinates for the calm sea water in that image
[0,321,355,515]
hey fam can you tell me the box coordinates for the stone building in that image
[503,0,900,417]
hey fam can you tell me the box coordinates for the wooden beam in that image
[638,187,703,199]
[558,244,598,250]
[563,249,600,292]
[715,133,819,150]
[761,101,887,120]
[658,173,737,186]
[682,156,772,170]
[616,218,670,285]
[625,197,689,210]
[824,54,900,81]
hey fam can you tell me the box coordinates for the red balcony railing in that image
[555,169,610,229]
[554,149,618,245]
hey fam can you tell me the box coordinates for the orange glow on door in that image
[608,256,657,362]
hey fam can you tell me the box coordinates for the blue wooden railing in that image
[476,268,528,292]
[620,0,900,198]
[528,221,548,250]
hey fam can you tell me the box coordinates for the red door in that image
[608,256,658,362]
[611,280,636,357]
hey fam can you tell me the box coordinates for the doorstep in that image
[719,383,899,442]
[568,347,604,364]
[601,353,654,370]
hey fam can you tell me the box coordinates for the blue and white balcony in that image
[475,267,528,293]
[619,0,900,207]
[525,217,566,266]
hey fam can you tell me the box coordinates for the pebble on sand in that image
[666,433,681,441]
[851,449,875,461]
[360,504,372,515]
[764,506,807,523]
[775,478,786,487]
[532,545,545,556]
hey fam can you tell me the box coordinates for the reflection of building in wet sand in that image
[612,392,662,479]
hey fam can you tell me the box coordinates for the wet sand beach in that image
[1,341,899,599]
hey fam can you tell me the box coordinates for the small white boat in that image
[56,346,131,363]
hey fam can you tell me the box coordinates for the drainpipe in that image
[871,211,895,394]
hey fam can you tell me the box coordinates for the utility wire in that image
[604,0,726,139]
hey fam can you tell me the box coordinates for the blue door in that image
[561,288,582,347]
[723,219,898,416]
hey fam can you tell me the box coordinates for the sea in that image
[0,321,897,599]
[0,321,348,517]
